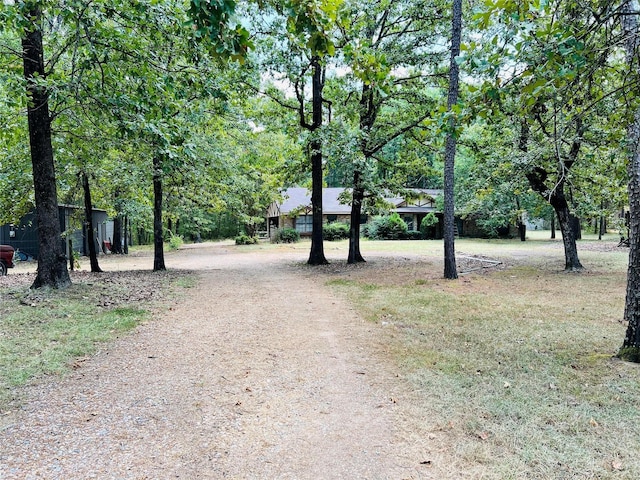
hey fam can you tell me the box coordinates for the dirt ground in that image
[0,242,448,479]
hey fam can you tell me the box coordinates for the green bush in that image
[420,212,439,239]
[365,213,408,240]
[272,227,300,243]
[405,230,422,240]
[323,222,350,241]
[168,232,184,250]
[235,234,258,245]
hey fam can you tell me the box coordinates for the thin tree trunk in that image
[82,172,102,272]
[348,170,366,264]
[551,213,556,239]
[443,0,463,280]
[124,215,129,254]
[307,56,328,265]
[22,7,70,289]
[68,239,74,271]
[516,197,526,241]
[153,154,166,271]
[620,0,640,359]
[112,189,123,254]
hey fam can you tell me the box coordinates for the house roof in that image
[275,187,442,215]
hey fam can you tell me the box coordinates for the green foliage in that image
[421,212,438,229]
[406,230,422,240]
[71,250,81,270]
[284,0,343,56]
[364,213,408,240]
[323,221,350,241]
[235,234,258,245]
[272,227,300,243]
[188,0,253,62]
[167,232,184,250]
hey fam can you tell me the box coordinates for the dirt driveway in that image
[0,243,440,479]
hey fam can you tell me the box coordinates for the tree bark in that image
[443,0,463,280]
[348,78,379,264]
[348,170,366,264]
[527,167,583,270]
[111,189,123,254]
[153,154,166,271]
[22,7,71,289]
[124,215,129,254]
[620,0,640,359]
[81,172,102,272]
[307,56,328,265]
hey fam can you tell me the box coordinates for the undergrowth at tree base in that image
[618,346,640,363]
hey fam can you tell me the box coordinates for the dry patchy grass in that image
[0,269,192,411]
[326,236,637,479]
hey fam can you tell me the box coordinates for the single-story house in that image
[266,187,443,238]
[0,205,113,260]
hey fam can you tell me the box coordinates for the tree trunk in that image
[554,200,583,270]
[348,170,366,264]
[123,215,129,254]
[153,154,166,271]
[22,7,71,289]
[527,169,583,270]
[571,215,582,240]
[81,172,102,272]
[443,0,463,280]
[307,56,328,265]
[516,197,526,241]
[620,1,640,360]
[622,105,640,357]
[112,217,122,254]
[349,78,378,265]
[68,239,74,272]
[551,213,556,239]
[518,221,526,241]
[112,189,123,254]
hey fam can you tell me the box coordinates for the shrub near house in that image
[323,222,350,241]
[364,213,409,240]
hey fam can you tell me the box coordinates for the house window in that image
[295,215,313,233]
[403,215,414,230]
[327,214,338,223]
[360,214,368,225]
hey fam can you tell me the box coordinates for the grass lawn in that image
[0,268,188,411]
[327,232,637,479]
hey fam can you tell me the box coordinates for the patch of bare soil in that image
[0,244,445,479]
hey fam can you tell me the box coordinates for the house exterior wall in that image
[0,211,39,258]
[267,187,444,240]
[0,206,112,259]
